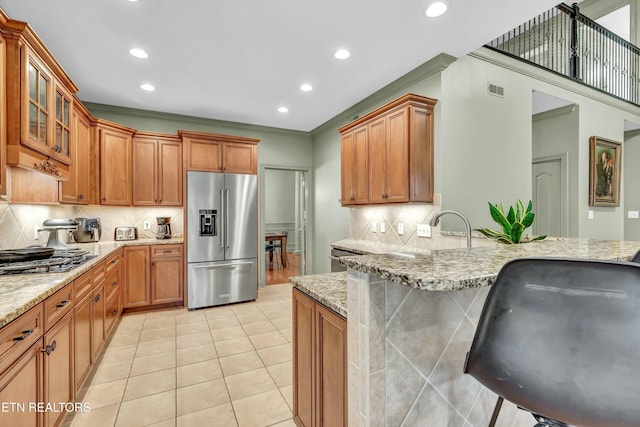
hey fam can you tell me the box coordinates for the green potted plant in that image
[475,199,547,244]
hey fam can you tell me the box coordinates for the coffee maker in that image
[156,217,172,239]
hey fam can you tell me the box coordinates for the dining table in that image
[265,233,288,268]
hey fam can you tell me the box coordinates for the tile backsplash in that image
[0,201,183,249]
[348,196,496,250]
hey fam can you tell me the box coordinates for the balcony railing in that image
[486,3,640,105]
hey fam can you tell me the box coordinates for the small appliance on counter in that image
[156,217,172,240]
[70,217,102,243]
[115,227,137,241]
[40,219,78,249]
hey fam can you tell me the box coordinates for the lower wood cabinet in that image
[0,248,125,427]
[43,310,74,427]
[0,340,44,427]
[293,288,347,427]
[124,244,184,310]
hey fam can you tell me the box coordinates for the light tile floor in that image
[64,283,295,427]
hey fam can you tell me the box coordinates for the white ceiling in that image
[1,0,561,132]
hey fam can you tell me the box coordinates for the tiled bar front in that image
[347,269,536,427]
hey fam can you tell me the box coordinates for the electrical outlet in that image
[34,226,40,240]
[144,221,151,230]
[417,224,431,238]
[629,210,640,219]
[588,210,594,220]
[397,223,404,235]
[380,222,386,233]
[371,222,377,233]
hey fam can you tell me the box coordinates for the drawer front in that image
[92,260,106,286]
[151,244,183,259]
[44,284,74,331]
[105,249,122,274]
[74,271,93,302]
[0,303,44,373]
[105,265,121,299]
[105,290,121,337]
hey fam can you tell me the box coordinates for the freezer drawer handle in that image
[193,261,254,270]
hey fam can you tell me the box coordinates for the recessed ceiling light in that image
[278,106,289,113]
[300,83,313,92]
[426,1,448,17]
[140,83,155,91]
[129,48,148,59]
[334,49,351,60]
[127,0,139,2]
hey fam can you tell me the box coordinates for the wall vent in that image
[487,83,505,97]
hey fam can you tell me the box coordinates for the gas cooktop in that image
[0,249,97,275]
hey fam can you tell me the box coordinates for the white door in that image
[295,171,307,275]
[532,157,567,237]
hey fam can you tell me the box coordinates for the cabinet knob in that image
[111,281,118,286]
[42,340,57,356]
[112,310,118,315]
[93,294,101,302]
[78,194,84,200]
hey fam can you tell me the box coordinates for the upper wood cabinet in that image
[96,119,135,205]
[339,93,437,206]
[132,131,182,206]
[60,100,93,204]
[0,30,6,196]
[3,15,79,178]
[180,130,259,174]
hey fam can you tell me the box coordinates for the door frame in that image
[532,153,569,237]
[259,164,313,288]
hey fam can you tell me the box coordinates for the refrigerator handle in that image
[219,189,224,249]
[225,189,230,248]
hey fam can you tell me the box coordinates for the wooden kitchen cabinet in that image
[3,17,78,178]
[73,274,93,392]
[180,130,259,174]
[132,132,182,206]
[124,244,184,311]
[340,125,369,205]
[60,101,93,204]
[42,310,74,427]
[96,119,135,205]
[0,341,43,427]
[90,281,106,362]
[151,245,184,306]
[293,288,347,427]
[0,30,7,196]
[339,93,437,206]
[123,246,151,309]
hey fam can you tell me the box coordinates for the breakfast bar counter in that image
[338,238,640,426]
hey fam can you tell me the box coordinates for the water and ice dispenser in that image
[199,210,217,236]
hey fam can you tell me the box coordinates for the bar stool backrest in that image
[464,257,640,427]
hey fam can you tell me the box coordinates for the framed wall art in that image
[589,136,621,207]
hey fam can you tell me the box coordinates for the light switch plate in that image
[629,210,640,219]
[371,222,377,233]
[380,222,386,233]
[144,221,151,230]
[588,210,594,220]
[397,223,404,235]
[417,224,431,238]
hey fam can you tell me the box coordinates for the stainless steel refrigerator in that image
[187,171,258,309]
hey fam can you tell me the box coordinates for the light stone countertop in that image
[289,272,347,318]
[0,237,184,329]
[338,237,640,291]
[331,239,432,255]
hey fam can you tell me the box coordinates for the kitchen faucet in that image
[429,210,472,249]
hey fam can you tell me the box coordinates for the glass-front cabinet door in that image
[24,51,73,164]
[27,57,50,150]
[54,83,72,162]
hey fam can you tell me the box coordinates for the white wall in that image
[624,129,640,241]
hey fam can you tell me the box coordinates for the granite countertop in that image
[289,272,347,318]
[331,239,432,255]
[0,237,184,329]
[339,238,640,292]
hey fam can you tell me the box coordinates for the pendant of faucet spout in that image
[428,210,472,248]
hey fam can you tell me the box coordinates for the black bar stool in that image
[464,257,640,427]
